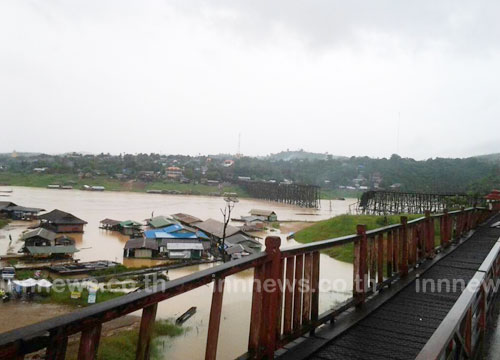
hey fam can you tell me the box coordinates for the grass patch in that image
[0,172,249,197]
[96,320,184,360]
[295,214,423,263]
[0,218,9,229]
[37,285,124,307]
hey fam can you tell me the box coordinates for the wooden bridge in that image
[1,206,500,359]
[357,190,480,215]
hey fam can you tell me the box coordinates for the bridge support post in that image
[354,225,367,306]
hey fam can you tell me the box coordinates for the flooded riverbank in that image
[0,186,355,359]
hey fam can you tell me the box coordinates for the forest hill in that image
[0,151,499,195]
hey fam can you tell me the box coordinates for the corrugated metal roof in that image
[166,243,204,250]
[193,218,241,239]
[100,218,121,226]
[22,228,57,242]
[148,216,177,228]
[119,220,142,227]
[171,213,202,225]
[144,224,209,240]
[39,209,87,225]
[26,245,78,254]
[124,238,158,251]
[249,209,276,217]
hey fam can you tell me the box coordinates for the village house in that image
[249,209,278,222]
[123,238,158,258]
[124,224,210,260]
[20,228,78,257]
[165,166,183,179]
[38,209,88,233]
[224,233,262,255]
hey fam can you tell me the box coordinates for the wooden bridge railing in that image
[416,231,500,359]
[247,207,492,358]
[0,207,492,360]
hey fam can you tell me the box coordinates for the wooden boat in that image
[176,306,197,325]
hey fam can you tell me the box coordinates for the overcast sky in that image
[1,1,499,159]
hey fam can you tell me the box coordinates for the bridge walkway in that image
[279,215,500,360]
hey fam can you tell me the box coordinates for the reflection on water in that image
[0,187,355,359]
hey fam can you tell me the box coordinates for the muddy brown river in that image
[0,187,355,359]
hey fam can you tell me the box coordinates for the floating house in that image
[38,209,88,233]
[147,216,178,229]
[171,213,202,226]
[99,218,121,231]
[249,209,278,222]
[0,201,45,220]
[21,228,78,257]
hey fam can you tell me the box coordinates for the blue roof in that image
[144,224,209,240]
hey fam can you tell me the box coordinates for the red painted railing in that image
[0,207,492,360]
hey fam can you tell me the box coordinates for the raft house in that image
[99,218,143,235]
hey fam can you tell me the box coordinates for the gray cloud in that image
[0,1,499,159]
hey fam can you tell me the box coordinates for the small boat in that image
[176,306,197,325]
[287,232,295,240]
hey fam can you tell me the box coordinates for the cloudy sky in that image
[1,1,499,159]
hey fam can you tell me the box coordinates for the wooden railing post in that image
[136,303,158,360]
[46,328,68,360]
[263,236,282,359]
[249,236,281,359]
[78,324,102,360]
[205,277,225,360]
[248,263,265,357]
[354,225,367,306]
[400,217,408,276]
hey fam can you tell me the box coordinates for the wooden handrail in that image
[0,207,493,360]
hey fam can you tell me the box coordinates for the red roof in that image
[485,190,500,200]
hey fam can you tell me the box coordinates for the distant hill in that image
[475,153,500,163]
[266,150,346,162]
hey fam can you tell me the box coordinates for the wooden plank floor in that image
[279,215,500,360]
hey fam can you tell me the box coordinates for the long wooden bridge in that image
[357,190,481,215]
[1,205,500,359]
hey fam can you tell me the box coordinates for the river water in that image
[0,186,355,359]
